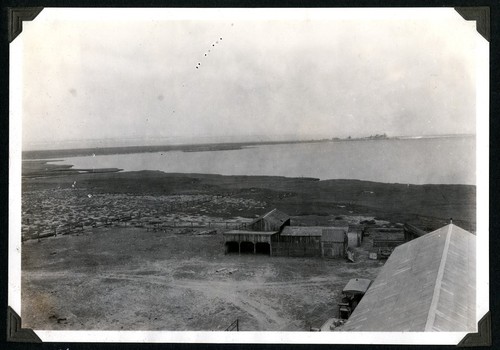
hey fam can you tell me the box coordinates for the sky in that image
[18,8,480,150]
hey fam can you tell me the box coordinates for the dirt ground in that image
[21,225,383,331]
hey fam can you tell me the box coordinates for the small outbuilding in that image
[321,227,348,258]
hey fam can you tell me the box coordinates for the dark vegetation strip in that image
[22,160,476,233]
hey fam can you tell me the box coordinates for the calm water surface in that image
[57,137,475,185]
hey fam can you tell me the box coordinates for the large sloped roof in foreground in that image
[342,224,476,332]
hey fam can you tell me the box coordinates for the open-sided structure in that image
[223,230,277,255]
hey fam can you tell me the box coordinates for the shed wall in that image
[272,241,322,257]
[322,241,346,258]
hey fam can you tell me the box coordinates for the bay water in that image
[57,136,475,185]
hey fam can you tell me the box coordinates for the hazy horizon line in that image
[23,132,476,152]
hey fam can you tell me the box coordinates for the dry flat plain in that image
[20,164,476,331]
[22,225,383,331]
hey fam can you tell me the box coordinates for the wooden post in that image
[253,242,256,254]
[238,242,241,255]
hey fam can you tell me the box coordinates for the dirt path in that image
[24,269,331,330]
[21,227,384,331]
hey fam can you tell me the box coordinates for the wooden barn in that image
[272,225,348,258]
[224,209,348,259]
[248,208,290,231]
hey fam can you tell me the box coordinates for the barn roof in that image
[281,226,324,236]
[341,224,476,332]
[251,208,290,227]
[223,230,278,236]
[280,226,347,242]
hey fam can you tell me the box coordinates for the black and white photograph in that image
[8,7,489,344]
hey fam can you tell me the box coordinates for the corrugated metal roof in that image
[341,224,476,332]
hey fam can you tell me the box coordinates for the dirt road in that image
[21,226,383,331]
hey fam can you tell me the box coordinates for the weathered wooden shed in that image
[370,228,405,252]
[321,227,348,258]
[248,208,290,232]
[273,226,348,258]
[223,230,278,255]
[273,226,323,257]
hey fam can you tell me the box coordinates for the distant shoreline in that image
[22,134,475,160]
[21,158,476,188]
